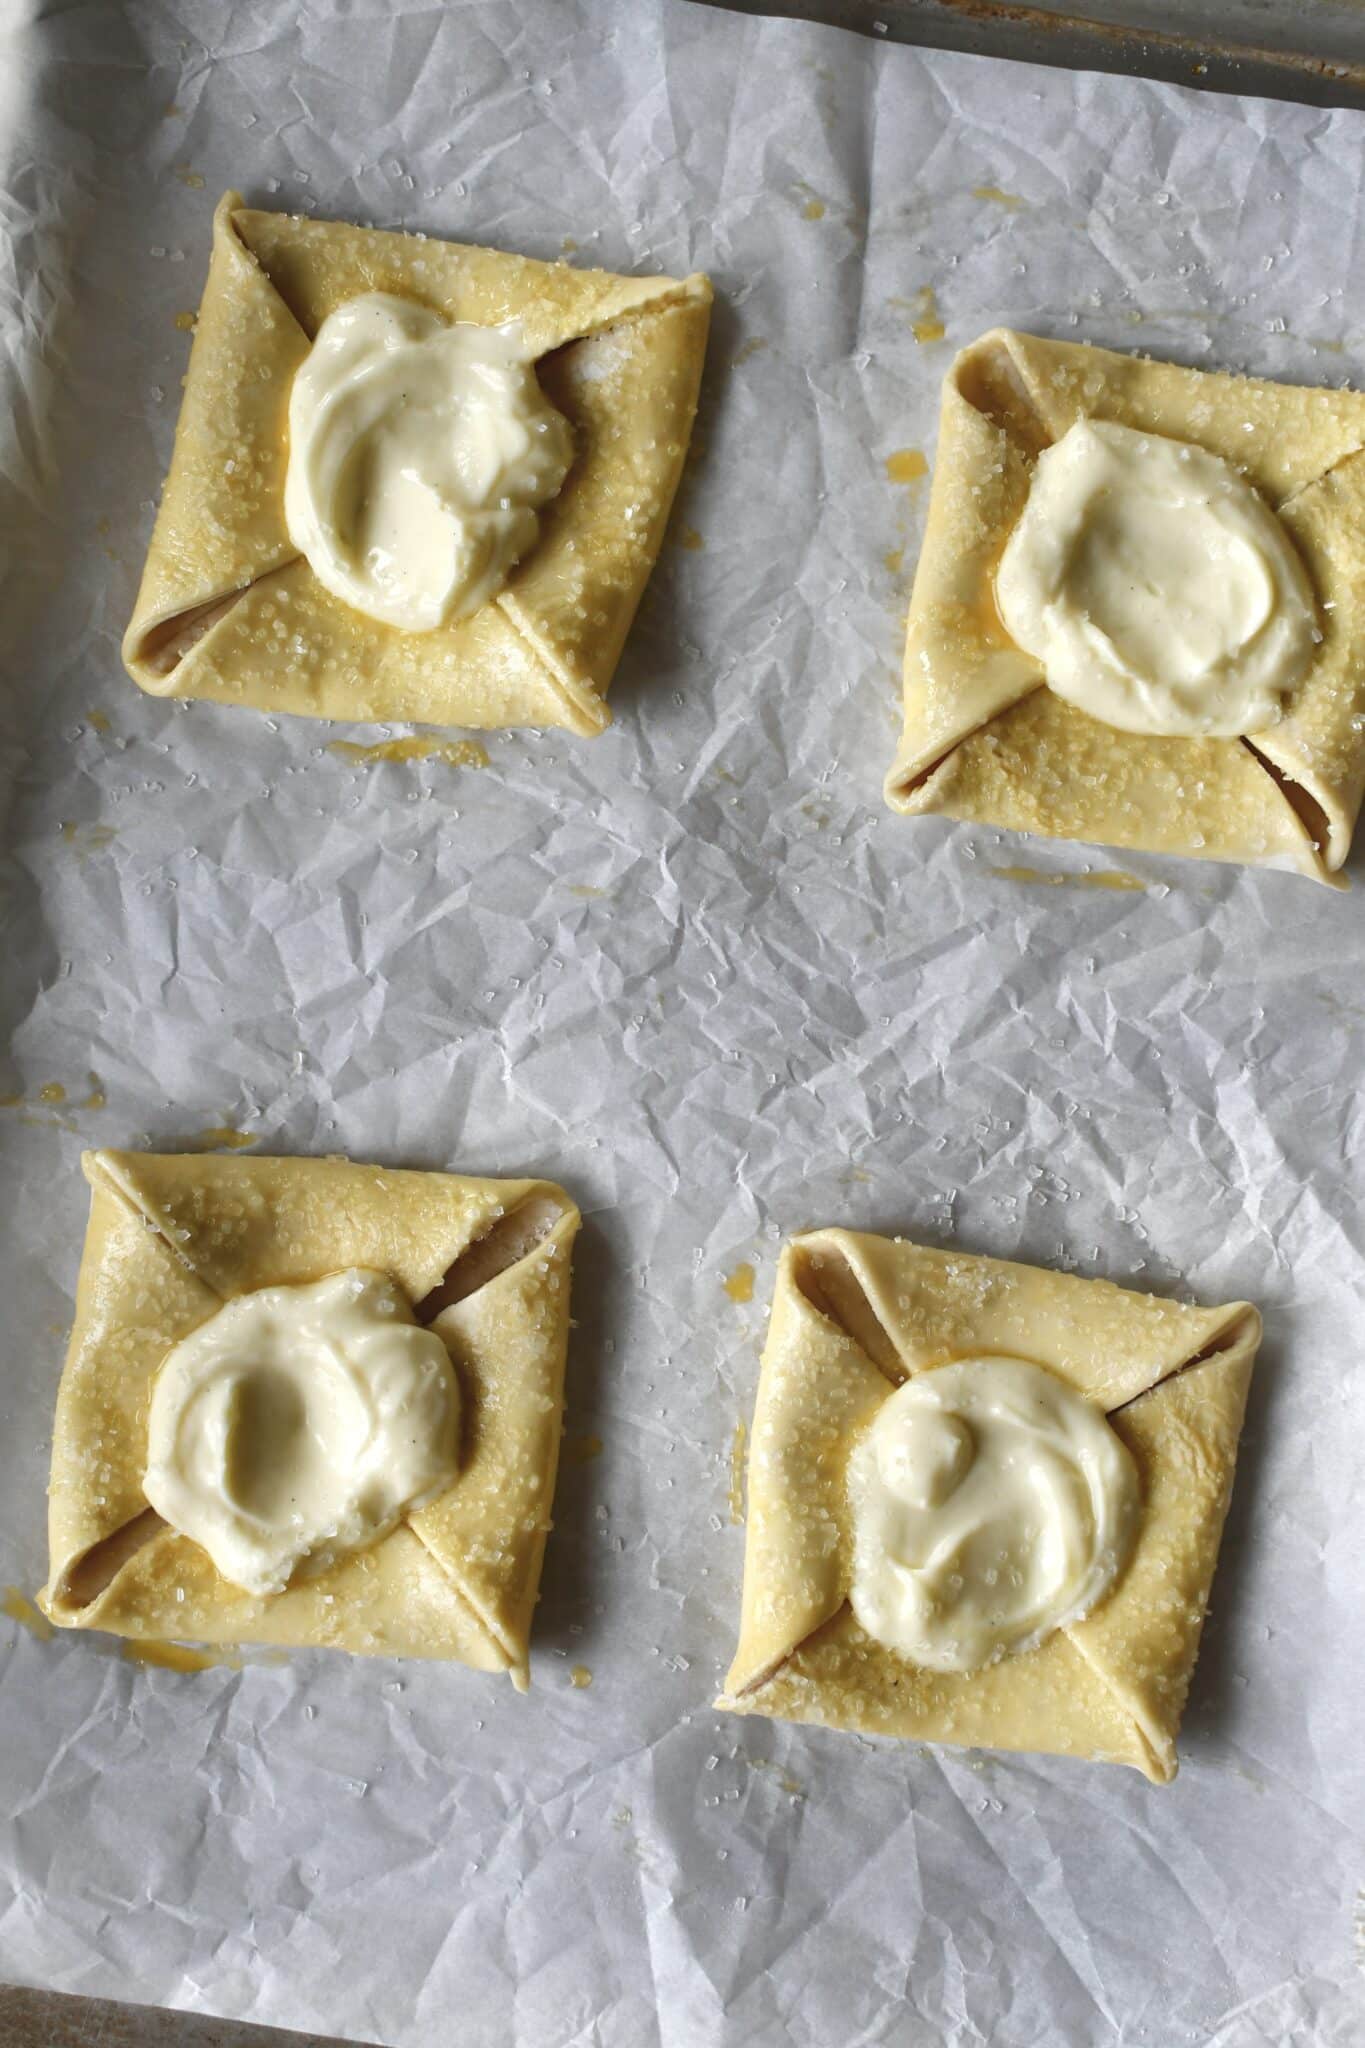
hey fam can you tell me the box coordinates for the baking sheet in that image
[2,2,1365,2042]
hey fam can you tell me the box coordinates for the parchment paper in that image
[2,2,1364,2042]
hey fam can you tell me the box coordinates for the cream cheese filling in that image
[143,1269,460,1596]
[284,293,573,632]
[995,418,1318,737]
[847,1356,1139,1672]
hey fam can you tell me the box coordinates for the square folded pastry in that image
[40,1150,580,1687]
[123,192,711,737]
[719,1228,1260,1782]
[886,328,1365,883]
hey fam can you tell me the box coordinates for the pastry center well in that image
[995,417,1318,737]
[284,293,573,632]
[143,1268,460,1595]
[847,1356,1139,1672]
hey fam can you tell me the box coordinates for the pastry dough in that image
[719,1229,1260,1781]
[123,193,712,736]
[886,329,1365,882]
[40,1150,580,1686]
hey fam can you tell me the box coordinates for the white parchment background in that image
[1,2,1364,2043]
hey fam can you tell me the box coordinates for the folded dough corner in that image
[122,192,712,736]
[719,1228,1261,1783]
[40,1149,581,1687]
[886,328,1365,883]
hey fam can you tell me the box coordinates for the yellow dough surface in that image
[719,1229,1260,1782]
[123,194,712,736]
[41,1151,580,1686]
[887,328,1365,881]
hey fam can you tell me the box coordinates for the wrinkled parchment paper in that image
[2,2,1365,2042]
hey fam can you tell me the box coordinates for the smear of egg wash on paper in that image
[123,1641,241,1673]
[562,1433,604,1467]
[885,449,928,485]
[330,737,490,770]
[61,823,117,856]
[3,1589,53,1640]
[891,286,944,343]
[724,1263,755,1303]
[989,865,1146,893]
[180,1126,258,1152]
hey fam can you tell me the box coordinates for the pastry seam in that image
[50,1507,169,1617]
[403,1524,522,1681]
[416,1196,581,1688]
[229,196,709,347]
[87,1151,229,1297]
[1065,1334,1258,1781]
[1240,739,1337,869]
[789,1237,905,1382]
[417,1183,576,1320]
[493,593,611,736]
[953,329,1054,454]
[127,561,303,692]
[1107,1304,1262,1413]
[1057,1627,1169,1782]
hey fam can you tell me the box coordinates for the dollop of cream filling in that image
[847,1356,1139,1672]
[995,418,1318,737]
[143,1269,460,1596]
[284,293,573,632]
